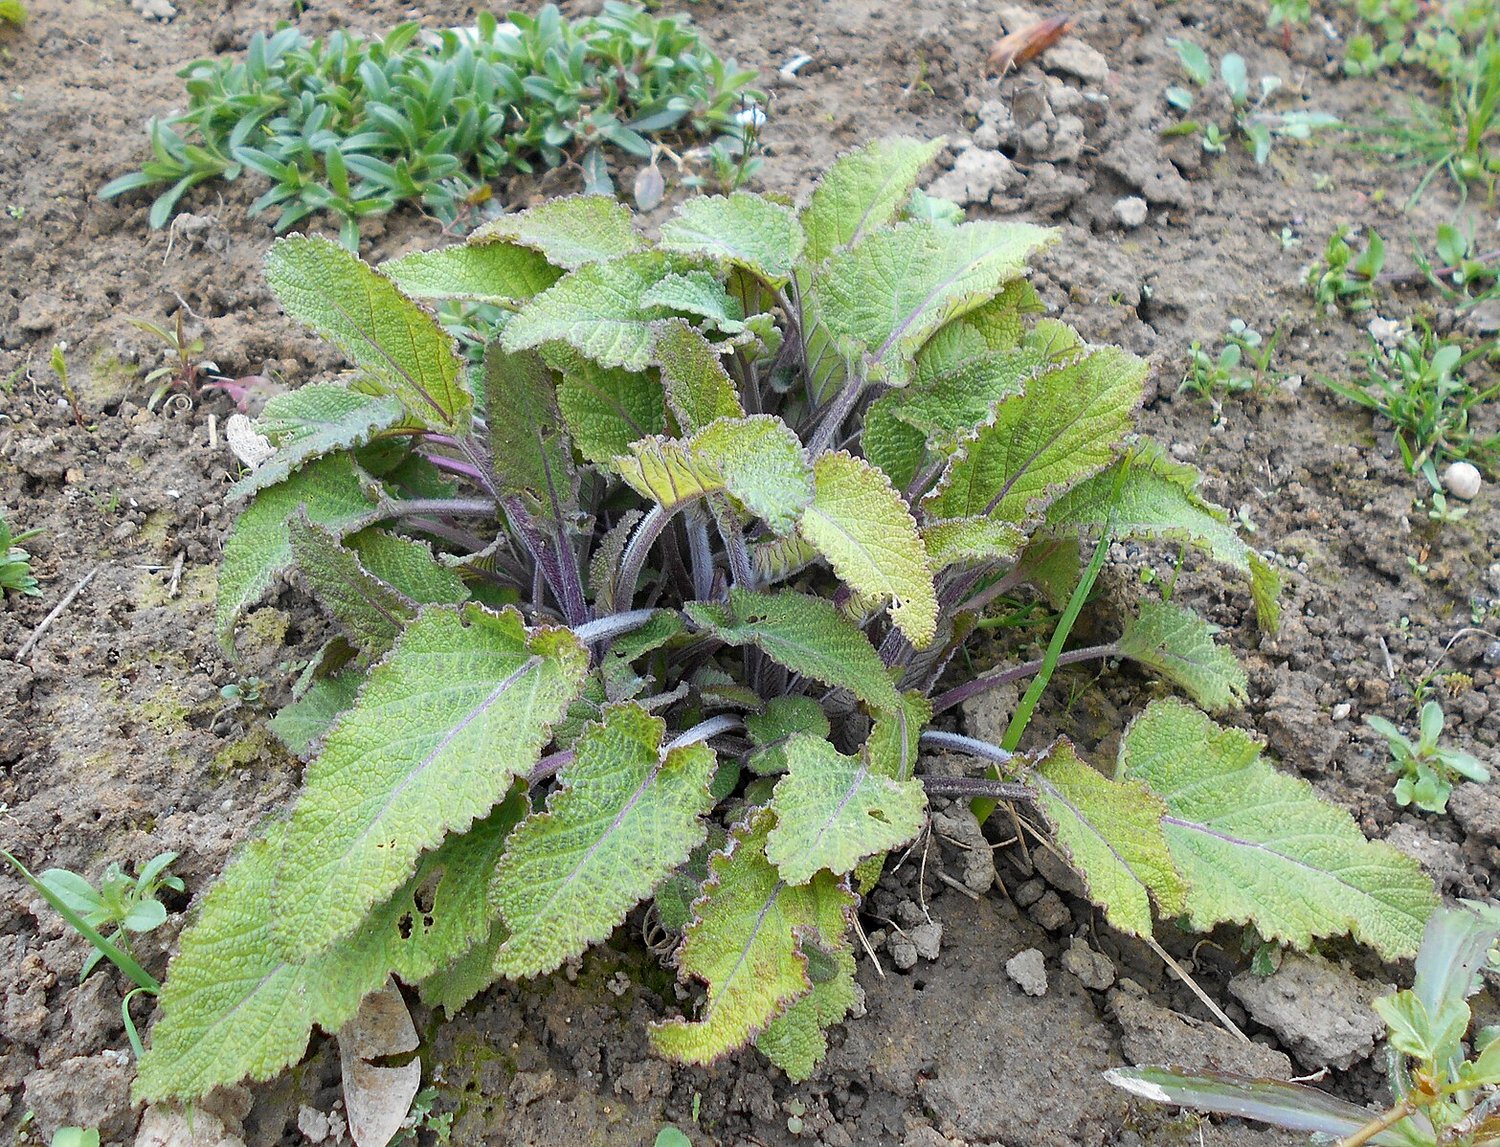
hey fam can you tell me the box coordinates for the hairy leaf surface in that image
[270,605,587,958]
[766,734,926,884]
[1116,601,1248,713]
[924,345,1145,523]
[349,529,469,607]
[1119,699,1436,958]
[483,345,576,507]
[217,454,381,650]
[660,193,806,286]
[800,137,944,266]
[1045,442,1282,631]
[921,516,1026,570]
[654,318,745,433]
[650,810,855,1066]
[501,251,685,371]
[266,236,472,430]
[471,195,645,269]
[686,589,902,715]
[379,242,561,304]
[614,415,811,534]
[755,937,857,1080]
[229,384,407,502]
[492,704,716,978]
[639,271,746,333]
[797,451,937,648]
[745,696,831,776]
[269,669,363,757]
[1033,739,1187,938]
[288,515,421,658]
[549,347,667,467]
[808,220,1054,387]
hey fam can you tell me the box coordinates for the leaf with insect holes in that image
[1119,699,1436,959]
[650,809,855,1067]
[745,696,831,776]
[1045,441,1282,632]
[800,137,944,266]
[547,346,667,468]
[268,605,587,960]
[755,934,857,1080]
[228,384,407,502]
[686,589,902,716]
[379,241,562,305]
[924,344,1146,523]
[765,734,926,885]
[1031,738,1187,938]
[807,220,1054,388]
[1116,600,1248,713]
[134,794,525,1104]
[614,415,812,534]
[491,704,717,978]
[654,319,745,434]
[471,195,646,269]
[483,345,576,509]
[217,454,382,651]
[265,236,472,431]
[797,451,937,648]
[659,192,807,286]
[501,250,691,371]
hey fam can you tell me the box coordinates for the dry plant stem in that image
[15,564,101,661]
[1142,933,1250,1044]
[1334,1098,1419,1147]
[919,775,1034,803]
[931,642,1118,715]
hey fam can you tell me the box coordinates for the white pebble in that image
[1443,461,1481,501]
[1331,702,1352,722]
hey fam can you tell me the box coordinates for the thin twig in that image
[1143,934,1249,1044]
[15,565,100,662]
[166,551,185,599]
[935,871,982,901]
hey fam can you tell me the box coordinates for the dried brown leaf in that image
[986,15,1074,76]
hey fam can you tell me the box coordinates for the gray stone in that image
[1228,955,1392,1070]
[911,921,943,961]
[889,931,919,971]
[1044,40,1110,85]
[1110,992,1293,1078]
[1060,937,1116,990]
[1006,948,1049,996]
[1099,134,1193,207]
[1028,889,1072,932]
[1112,196,1149,229]
[24,1053,135,1142]
[927,148,1018,207]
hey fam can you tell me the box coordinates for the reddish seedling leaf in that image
[986,15,1074,75]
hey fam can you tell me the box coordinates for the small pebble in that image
[1060,937,1116,990]
[1443,461,1482,501]
[911,921,943,961]
[888,932,919,971]
[1331,702,1352,722]
[1028,889,1073,932]
[1484,641,1500,669]
[1112,196,1148,229]
[1005,948,1049,996]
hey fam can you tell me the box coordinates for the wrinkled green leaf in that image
[660,192,806,286]
[549,346,667,467]
[483,344,576,508]
[654,318,745,434]
[1116,600,1248,713]
[379,242,561,305]
[471,195,645,269]
[800,137,944,266]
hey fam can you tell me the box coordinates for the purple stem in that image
[420,452,488,484]
[382,497,496,518]
[920,775,1035,802]
[930,643,1117,716]
[617,505,673,609]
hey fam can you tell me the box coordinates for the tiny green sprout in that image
[1306,224,1386,312]
[0,512,42,597]
[654,1129,693,1147]
[218,676,265,708]
[1277,225,1301,250]
[0,0,24,27]
[1368,700,1489,814]
[49,341,86,429]
[50,1131,101,1147]
[1426,490,1469,524]
[36,851,185,980]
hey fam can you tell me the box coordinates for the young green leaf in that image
[350,529,469,606]
[269,605,588,959]
[686,589,903,715]
[797,450,937,647]
[639,271,747,334]
[921,516,1026,570]
[265,236,472,431]
[492,703,717,978]
[217,454,382,651]
[501,250,686,371]
[799,137,944,266]
[659,192,807,287]
[288,515,422,658]
[1119,699,1436,959]
[1031,739,1187,937]
[549,347,667,467]
[808,220,1054,388]
[913,278,1045,378]
[229,385,407,502]
[1046,442,1282,631]
[925,345,1145,523]
[765,733,927,884]
[650,809,855,1066]
[654,318,746,434]
[865,691,933,782]
[483,345,576,507]
[269,668,364,757]
[378,241,562,305]
[754,935,857,1080]
[745,696,832,776]
[614,415,812,534]
[1116,600,1249,713]
[471,195,646,270]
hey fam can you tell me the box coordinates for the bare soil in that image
[1,0,1497,1144]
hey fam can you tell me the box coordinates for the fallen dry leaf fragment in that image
[986,15,1074,76]
[337,978,422,1147]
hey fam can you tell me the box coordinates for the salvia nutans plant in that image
[130,138,1438,1102]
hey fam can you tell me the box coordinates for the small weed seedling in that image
[101,4,760,246]
[1414,222,1500,310]
[1109,899,1500,1146]
[1325,321,1500,474]
[125,139,1441,1109]
[1181,318,1283,406]
[0,513,41,597]
[0,0,24,28]
[1368,700,1489,814]
[1306,224,1386,312]
[1164,39,1338,165]
[50,1131,101,1147]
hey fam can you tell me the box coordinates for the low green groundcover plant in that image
[131,138,1437,1102]
[100,3,759,246]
